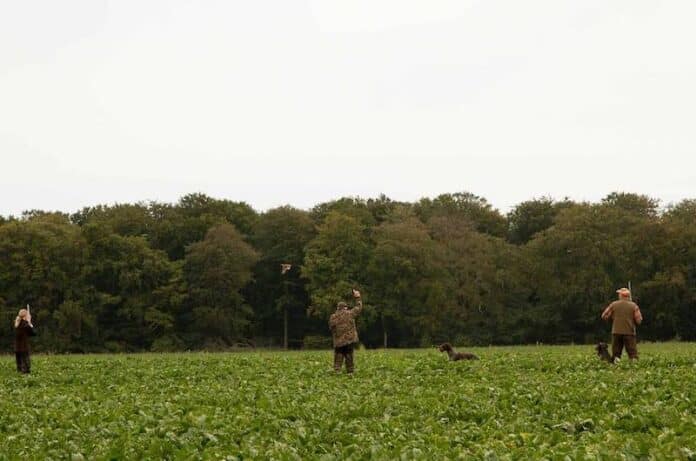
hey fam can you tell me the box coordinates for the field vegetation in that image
[2,343,696,459]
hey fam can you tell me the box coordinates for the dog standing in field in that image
[595,342,616,364]
[438,343,479,361]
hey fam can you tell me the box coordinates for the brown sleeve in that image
[350,299,363,318]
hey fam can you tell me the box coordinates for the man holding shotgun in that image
[601,288,642,360]
[329,289,363,374]
[14,304,37,374]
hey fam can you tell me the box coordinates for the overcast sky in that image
[1,1,695,216]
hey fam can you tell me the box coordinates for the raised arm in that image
[25,312,36,335]
[350,290,363,318]
[350,299,363,318]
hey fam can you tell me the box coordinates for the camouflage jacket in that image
[329,300,363,348]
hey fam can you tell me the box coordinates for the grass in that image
[1,343,696,460]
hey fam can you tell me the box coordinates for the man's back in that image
[607,299,640,335]
[15,320,35,352]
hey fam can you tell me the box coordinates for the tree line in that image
[1,191,694,352]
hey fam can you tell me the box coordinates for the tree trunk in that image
[283,305,288,350]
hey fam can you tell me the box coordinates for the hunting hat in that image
[337,301,348,309]
[616,287,631,297]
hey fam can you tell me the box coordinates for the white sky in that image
[1,0,695,216]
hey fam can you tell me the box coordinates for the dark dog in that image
[438,343,479,361]
[595,342,616,363]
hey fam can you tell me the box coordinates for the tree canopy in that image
[1,191,694,351]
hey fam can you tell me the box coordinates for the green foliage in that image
[71,203,153,237]
[367,212,444,346]
[83,223,178,350]
[525,203,655,341]
[2,344,696,459]
[428,215,526,345]
[2,191,696,350]
[248,206,316,342]
[302,212,372,317]
[602,192,661,217]
[177,193,258,238]
[664,199,696,225]
[310,197,377,227]
[148,194,257,261]
[184,223,259,345]
[302,335,333,349]
[507,197,571,244]
[415,192,507,238]
[0,217,89,351]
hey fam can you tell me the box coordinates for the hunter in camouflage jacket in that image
[329,298,363,348]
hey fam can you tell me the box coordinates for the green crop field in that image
[1,344,696,460]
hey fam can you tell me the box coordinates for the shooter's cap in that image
[337,301,348,309]
[616,287,631,298]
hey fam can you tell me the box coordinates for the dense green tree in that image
[184,223,259,347]
[0,215,89,351]
[639,202,696,340]
[248,206,316,347]
[365,194,412,224]
[82,223,179,351]
[71,203,153,237]
[21,210,72,222]
[1,191,694,351]
[427,215,499,343]
[149,194,258,260]
[664,199,696,224]
[147,202,216,260]
[302,212,372,318]
[507,197,572,244]
[525,202,660,342]
[414,192,507,238]
[366,212,444,347]
[602,192,660,217]
[310,197,376,227]
[178,193,258,236]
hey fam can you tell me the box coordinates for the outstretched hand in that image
[352,289,361,298]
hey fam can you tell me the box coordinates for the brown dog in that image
[595,342,616,363]
[438,343,479,361]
